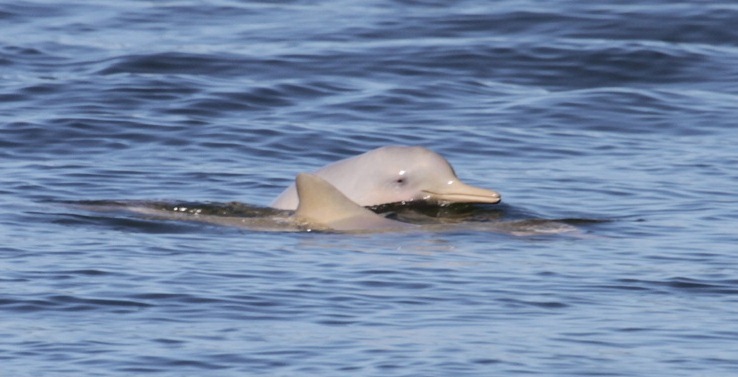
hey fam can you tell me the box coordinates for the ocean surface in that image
[2,1,738,376]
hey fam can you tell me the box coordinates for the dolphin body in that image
[118,173,414,233]
[271,146,501,210]
[69,168,581,235]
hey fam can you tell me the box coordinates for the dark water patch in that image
[608,277,738,296]
[1,294,151,313]
[123,355,227,372]
[111,2,259,28]
[51,211,208,234]
[0,3,69,23]
[415,4,738,46]
[0,42,99,77]
[306,39,718,90]
[98,52,247,76]
[169,86,299,116]
[99,76,202,103]
[433,9,607,37]
[19,82,67,96]
[32,269,119,279]
[499,297,569,309]
[484,88,735,161]
[587,4,738,46]
[0,45,46,59]
[355,279,433,290]
[1,117,198,157]
[662,277,738,295]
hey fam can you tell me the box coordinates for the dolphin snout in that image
[423,181,501,205]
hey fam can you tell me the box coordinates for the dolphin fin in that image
[294,173,411,232]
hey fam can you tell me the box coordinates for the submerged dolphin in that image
[271,146,501,210]
[294,173,414,232]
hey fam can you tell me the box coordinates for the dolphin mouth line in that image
[421,190,502,204]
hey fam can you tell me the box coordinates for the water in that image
[2,0,738,376]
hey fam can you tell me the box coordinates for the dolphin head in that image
[347,146,502,206]
[270,146,501,210]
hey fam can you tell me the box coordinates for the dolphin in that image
[294,173,414,232]
[271,146,501,210]
[69,173,583,235]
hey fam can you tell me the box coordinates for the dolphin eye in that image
[395,170,407,185]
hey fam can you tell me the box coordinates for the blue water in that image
[2,1,738,376]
